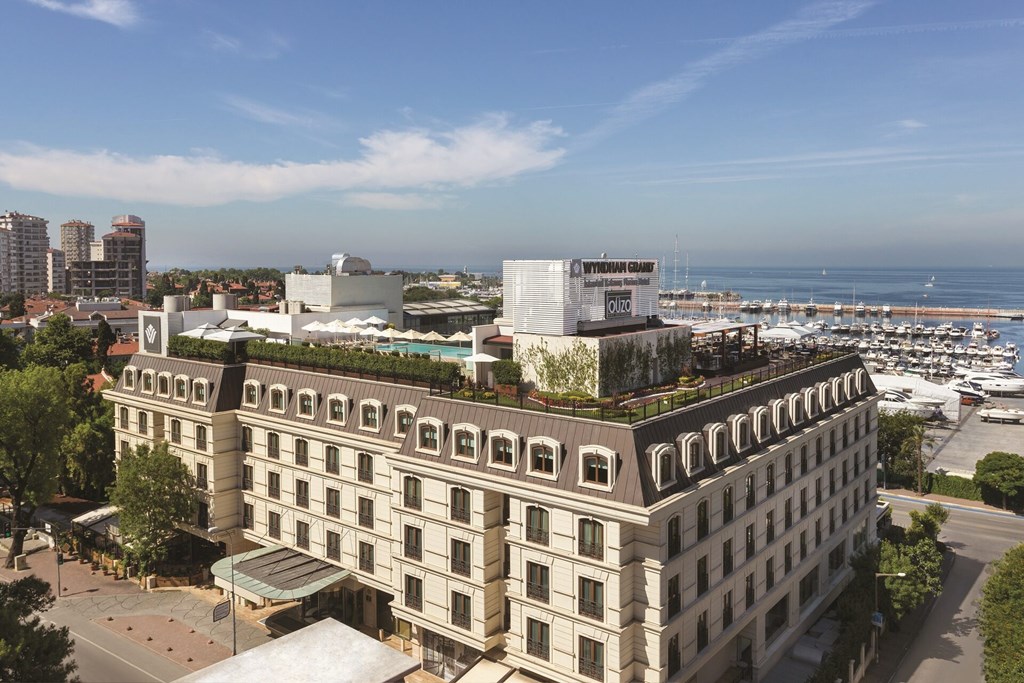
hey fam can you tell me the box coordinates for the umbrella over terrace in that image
[359,326,382,338]
[420,330,447,342]
[180,322,223,338]
[447,331,473,346]
[343,317,365,327]
[362,315,388,326]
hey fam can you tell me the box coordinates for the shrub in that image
[168,336,244,363]
[492,359,522,386]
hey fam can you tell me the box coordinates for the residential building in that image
[68,215,147,299]
[105,258,879,683]
[47,248,66,294]
[60,219,95,262]
[0,211,50,296]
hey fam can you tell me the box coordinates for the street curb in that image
[883,548,957,683]
[880,492,1020,519]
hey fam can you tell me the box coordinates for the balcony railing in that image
[579,659,603,681]
[195,477,207,490]
[578,598,603,620]
[242,477,253,491]
[526,638,549,661]
[451,612,471,630]
[268,525,281,540]
[296,494,309,508]
[450,506,471,524]
[243,515,254,530]
[296,535,309,550]
[404,543,422,561]
[526,526,549,545]
[578,541,603,561]
[451,558,471,577]
[268,485,280,499]
[196,438,207,451]
[668,595,680,617]
[526,582,549,603]
[358,468,373,483]
[358,512,374,529]
[404,494,421,510]
[405,594,422,611]
[327,545,340,561]
[359,555,374,573]
[326,503,340,518]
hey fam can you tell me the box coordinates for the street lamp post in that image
[207,526,237,656]
[874,571,907,663]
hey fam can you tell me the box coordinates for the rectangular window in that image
[138,411,148,435]
[800,445,808,476]
[815,518,822,546]
[531,444,554,474]
[326,530,341,561]
[526,507,550,546]
[766,464,776,496]
[723,538,733,576]
[268,471,281,499]
[723,486,734,523]
[800,488,808,517]
[579,637,604,682]
[816,437,823,465]
[451,539,471,577]
[359,541,374,573]
[785,452,793,485]
[405,576,423,611]
[397,410,413,435]
[829,468,836,496]
[579,519,603,561]
[195,425,207,451]
[579,577,604,621]
[800,566,819,607]
[455,430,476,458]
[358,497,374,529]
[668,516,681,557]
[784,542,792,574]
[357,452,373,483]
[403,477,421,510]
[526,562,550,603]
[450,488,471,524]
[326,487,340,518]
[746,523,755,560]
[170,419,181,444]
[723,590,734,629]
[766,557,775,590]
[197,502,208,529]
[361,404,378,430]
[745,573,755,610]
[268,511,281,539]
[697,610,709,651]
[268,432,280,459]
[451,591,471,630]
[196,463,208,490]
[766,510,775,543]
[294,439,308,467]
[667,574,680,617]
[241,426,252,452]
[527,619,550,661]
[697,500,709,539]
[816,477,822,506]
[745,473,756,509]
[242,503,254,530]
[404,525,422,561]
[295,521,309,550]
[295,479,309,508]
[325,446,340,475]
[842,460,849,487]
[765,595,789,643]
[697,555,708,595]
[785,498,793,529]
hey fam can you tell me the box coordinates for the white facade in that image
[285,271,403,325]
[503,259,661,336]
[0,212,50,296]
[47,249,66,294]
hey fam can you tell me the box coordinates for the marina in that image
[660,298,1024,321]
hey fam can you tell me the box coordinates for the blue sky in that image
[2,0,1023,269]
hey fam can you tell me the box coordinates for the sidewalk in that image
[861,548,957,683]
[880,487,1019,517]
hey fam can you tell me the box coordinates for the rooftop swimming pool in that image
[377,342,472,360]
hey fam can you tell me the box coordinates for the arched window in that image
[195,424,207,451]
[297,391,315,417]
[142,371,154,393]
[327,395,347,424]
[582,454,610,485]
[157,374,170,396]
[396,409,414,435]
[491,437,515,467]
[174,377,188,399]
[325,445,340,475]
[450,487,471,523]
[531,444,555,475]
[241,425,252,452]
[454,430,476,458]
[169,418,181,444]
[357,452,373,482]
[123,368,135,389]
[267,431,280,459]
[294,438,309,466]
[269,388,285,412]
[192,380,207,404]
[418,423,439,451]
[119,406,129,429]
[138,411,148,435]
[579,519,603,560]
[403,476,422,509]
[243,381,259,406]
[360,401,380,430]
[525,506,549,545]
[658,448,674,486]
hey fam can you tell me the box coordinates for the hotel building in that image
[105,257,879,682]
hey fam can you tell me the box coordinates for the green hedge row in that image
[168,336,245,363]
[882,470,1013,508]
[246,341,461,386]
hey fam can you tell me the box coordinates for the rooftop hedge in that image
[168,336,245,364]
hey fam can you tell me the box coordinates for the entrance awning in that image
[211,545,350,601]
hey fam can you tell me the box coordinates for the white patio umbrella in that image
[464,352,500,364]
[362,315,388,326]
[343,317,365,327]
[179,322,222,338]
[206,328,266,343]
[398,329,423,340]
[447,331,473,346]
[378,328,402,341]
[301,321,327,332]
[358,326,382,338]
[420,330,447,342]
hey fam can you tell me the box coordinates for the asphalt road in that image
[44,606,190,683]
[885,496,1024,683]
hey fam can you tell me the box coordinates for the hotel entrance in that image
[422,630,481,681]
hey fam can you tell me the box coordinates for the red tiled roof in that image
[86,373,111,393]
[108,340,139,356]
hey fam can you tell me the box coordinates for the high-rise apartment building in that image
[60,219,94,262]
[106,269,879,682]
[68,214,147,300]
[0,211,50,295]
[47,248,66,294]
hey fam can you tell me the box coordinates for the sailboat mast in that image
[673,235,679,293]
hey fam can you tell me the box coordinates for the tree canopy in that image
[109,442,195,574]
[22,314,93,369]
[0,330,21,370]
[980,543,1024,683]
[0,366,72,568]
[0,576,77,682]
[60,363,115,499]
[973,451,1024,510]
[96,319,115,365]
[877,411,929,482]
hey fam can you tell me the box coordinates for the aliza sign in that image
[605,290,633,319]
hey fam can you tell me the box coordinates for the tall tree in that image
[0,576,77,682]
[22,314,93,369]
[899,421,936,495]
[60,364,115,498]
[95,319,116,365]
[878,536,944,621]
[0,366,72,568]
[980,543,1024,683]
[0,330,22,370]
[1,292,26,319]
[974,451,1024,510]
[108,442,195,575]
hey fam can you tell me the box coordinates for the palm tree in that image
[900,423,937,495]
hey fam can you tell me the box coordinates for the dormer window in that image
[157,373,170,396]
[489,432,520,471]
[192,380,208,405]
[269,385,286,413]
[527,438,560,479]
[680,434,705,475]
[652,444,676,489]
[243,381,260,407]
[831,377,844,405]
[730,416,751,452]
[818,383,831,411]
[174,377,188,400]
[856,369,868,394]
[294,391,314,417]
[789,393,805,425]
[359,400,382,432]
[326,394,348,424]
[123,367,136,389]
[142,371,154,393]
[416,419,442,454]
[752,407,770,442]
[772,399,788,433]
[803,387,818,418]
[395,407,415,436]
[452,425,480,461]
[707,424,729,463]
[580,447,615,490]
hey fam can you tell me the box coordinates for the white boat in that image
[946,379,989,401]
[978,406,1024,424]
[854,301,866,316]
[962,372,1024,395]
[805,299,818,315]
[972,322,986,339]
[881,304,892,317]
[833,302,843,315]
[878,391,938,419]
[777,298,791,313]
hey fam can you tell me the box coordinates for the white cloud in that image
[895,119,928,130]
[343,192,449,210]
[26,0,139,28]
[201,28,289,60]
[219,94,336,130]
[0,115,565,207]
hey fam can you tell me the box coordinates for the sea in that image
[662,266,1024,374]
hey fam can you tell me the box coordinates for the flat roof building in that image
[0,211,50,296]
